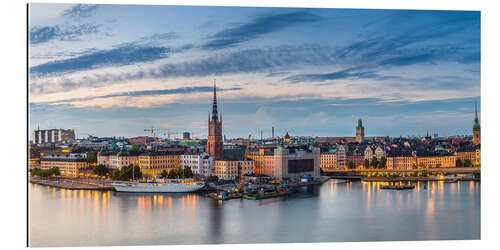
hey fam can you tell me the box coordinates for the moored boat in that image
[112,179,204,193]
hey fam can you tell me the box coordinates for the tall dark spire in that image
[473,100,480,130]
[211,80,219,122]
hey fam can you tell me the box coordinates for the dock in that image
[30,177,115,191]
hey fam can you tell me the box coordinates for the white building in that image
[180,153,213,178]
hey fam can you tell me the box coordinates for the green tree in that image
[363,159,370,169]
[93,164,109,177]
[183,166,193,178]
[378,156,387,169]
[86,151,97,164]
[347,161,355,169]
[111,164,142,181]
[128,145,140,154]
[160,170,168,179]
[464,159,472,168]
[167,169,178,179]
[456,159,463,167]
[370,156,378,169]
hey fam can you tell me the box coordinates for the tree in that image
[363,159,370,169]
[183,166,193,178]
[167,169,178,179]
[370,156,378,169]
[128,145,140,154]
[86,151,98,164]
[348,161,355,169]
[456,159,463,167]
[378,156,387,169]
[93,164,109,177]
[160,170,168,179]
[111,164,142,181]
[464,159,472,168]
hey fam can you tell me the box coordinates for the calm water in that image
[29,180,480,247]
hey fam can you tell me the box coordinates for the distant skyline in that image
[29,4,480,139]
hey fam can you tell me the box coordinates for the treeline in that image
[30,167,61,177]
[159,166,193,179]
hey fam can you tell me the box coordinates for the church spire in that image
[211,80,218,122]
[473,100,480,130]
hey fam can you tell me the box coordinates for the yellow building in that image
[138,151,181,177]
[416,153,456,168]
[320,152,337,170]
[386,151,414,170]
[212,160,254,180]
[40,155,88,177]
[247,148,275,176]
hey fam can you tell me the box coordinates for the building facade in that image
[386,151,414,170]
[40,154,88,177]
[248,146,320,179]
[320,151,338,170]
[207,83,224,160]
[416,153,456,168]
[138,151,181,177]
[212,160,254,180]
[180,153,214,178]
[33,128,75,144]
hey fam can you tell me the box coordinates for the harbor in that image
[29,178,480,246]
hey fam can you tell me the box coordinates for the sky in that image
[28,4,480,139]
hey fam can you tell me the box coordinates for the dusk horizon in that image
[29,4,480,139]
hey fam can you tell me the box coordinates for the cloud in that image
[141,32,179,42]
[29,24,99,44]
[50,86,242,104]
[30,44,171,76]
[201,11,321,50]
[63,4,98,19]
[284,67,400,83]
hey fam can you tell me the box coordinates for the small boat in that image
[243,191,291,200]
[380,184,415,190]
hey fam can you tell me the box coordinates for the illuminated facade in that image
[138,151,181,177]
[212,160,254,180]
[416,154,456,168]
[248,146,320,179]
[386,151,414,170]
[180,153,214,178]
[40,155,88,177]
[320,152,338,170]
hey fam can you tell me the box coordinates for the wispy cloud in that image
[30,44,170,76]
[51,86,242,104]
[29,24,99,44]
[201,11,321,50]
[63,4,98,19]
[284,67,400,83]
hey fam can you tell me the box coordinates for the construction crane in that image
[236,134,252,193]
[144,127,168,145]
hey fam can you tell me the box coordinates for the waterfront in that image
[29,179,480,247]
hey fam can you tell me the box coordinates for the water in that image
[29,180,480,247]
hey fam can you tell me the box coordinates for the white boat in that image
[112,179,204,193]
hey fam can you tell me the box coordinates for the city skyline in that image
[29,4,480,139]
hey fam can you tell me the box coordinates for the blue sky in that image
[28,4,480,139]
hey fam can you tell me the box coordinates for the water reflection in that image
[29,180,480,247]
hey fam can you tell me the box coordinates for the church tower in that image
[356,118,365,143]
[473,101,481,145]
[207,81,223,159]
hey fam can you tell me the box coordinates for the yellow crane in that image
[236,134,252,193]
